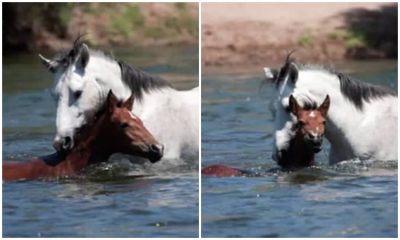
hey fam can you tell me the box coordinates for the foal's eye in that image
[120,122,129,129]
[322,120,326,125]
[74,90,82,99]
[296,121,305,128]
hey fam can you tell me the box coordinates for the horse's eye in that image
[322,120,326,125]
[74,90,82,99]
[120,122,129,129]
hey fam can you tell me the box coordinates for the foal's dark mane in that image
[52,37,171,101]
[267,54,396,110]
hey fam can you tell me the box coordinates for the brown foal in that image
[276,94,330,170]
[3,91,164,181]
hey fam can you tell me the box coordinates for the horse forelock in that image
[118,60,171,101]
[301,101,319,111]
[51,35,86,68]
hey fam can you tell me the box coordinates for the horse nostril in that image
[63,136,73,150]
[160,144,165,155]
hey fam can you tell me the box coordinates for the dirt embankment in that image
[202,3,397,71]
[3,3,198,53]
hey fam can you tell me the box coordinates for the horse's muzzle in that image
[53,136,73,152]
[312,144,322,153]
[310,138,323,153]
[148,144,164,163]
[305,134,323,153]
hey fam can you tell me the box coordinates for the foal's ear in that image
[288,95,300,115]
[318,95,330,117]
[77,44,90,70]
[122,93,134,111]
[106,90,118,113]
[38,54,58,73]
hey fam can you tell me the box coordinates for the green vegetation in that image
[4,2,198,52]
[175,2,187,11]
[108,4,144,37]
[144,5,198,39]
[298,32,313,47]
[102,3,197,41]
[81,3,98,15]
[344,30,368,48]
[59,3,74,30]
[328,29,368,48]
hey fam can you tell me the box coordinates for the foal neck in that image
[65,115,112,169]
[279,132,315,170]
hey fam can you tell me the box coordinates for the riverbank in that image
[202,3,397,72]
[3,3,198,53]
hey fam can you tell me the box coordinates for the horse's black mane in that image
[118,60,171,100]
[335,72,396,109]
[53,36,171,100]
[268,53,396,110]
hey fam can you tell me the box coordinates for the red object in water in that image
[202,164,245,177]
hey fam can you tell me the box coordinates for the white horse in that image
[39,39,199,163]
[265,56,397,164]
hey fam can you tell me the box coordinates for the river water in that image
[3,46,199,237]
[201,61,398,237]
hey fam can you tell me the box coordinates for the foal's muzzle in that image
[305,134,323,153]
[148,144,164,163]
[53,136,74,152]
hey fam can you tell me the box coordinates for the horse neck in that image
[2,116,112,181]
[132,87,174,116]
[295,132,314,163]
[90,54,174,116]
[87,53,132,100]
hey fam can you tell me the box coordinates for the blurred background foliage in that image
[3,2,198,54]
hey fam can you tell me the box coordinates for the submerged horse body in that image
[3,91,163,181]
[39,40,198,162]
[265,57,397,164]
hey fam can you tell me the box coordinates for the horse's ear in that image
[318,95,330,117]
[264,67,279,82]
[106,90,118,113]
[288,62,299,84]
[288,95,299,115]
[38,54,58,73]
[77,44,90,69]
[264,68,274,79]
[122,93,134,111]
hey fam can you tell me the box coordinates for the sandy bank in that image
[202,3,397,72]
